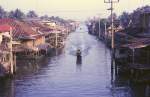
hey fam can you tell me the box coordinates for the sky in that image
[0,0,150,21]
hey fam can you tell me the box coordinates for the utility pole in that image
[111,1,114,57]
[104,22,107,43]
[104,0,119,58]
[92,17,96,34]
[141,0,146,32]
[98,17,101,39]
[55,31,58,48]
[104,0,119,85]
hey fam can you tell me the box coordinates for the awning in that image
[122,38,150,49]
[122,43,148,49]
[129,63,150,70]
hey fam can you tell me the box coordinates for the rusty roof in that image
[122,38,150,49]
[0,24,11,32]
[25,20,53,32]
[0,18,43,40]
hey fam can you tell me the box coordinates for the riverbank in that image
[86,13,150,96]
[0,18,78,78]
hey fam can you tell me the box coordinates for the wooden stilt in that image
[132,49,135,64]
[10,27,14,75]
[145,84,150,97]
[14,54,16,73]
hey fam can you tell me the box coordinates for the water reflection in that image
[15,58,50,77]
[0,24,150,97]
[0,78,15,97]
[76,63,82,72]
[112,64,150,97]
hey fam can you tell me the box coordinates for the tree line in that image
[0,6,70,24]
[88,5,150,34]
[0,6,39,19]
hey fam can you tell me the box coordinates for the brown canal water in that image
[0,23,147,97]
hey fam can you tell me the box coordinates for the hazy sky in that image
[0,0,150,20]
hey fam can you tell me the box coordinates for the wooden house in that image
[25,20,66,49]
[0,19,46,59]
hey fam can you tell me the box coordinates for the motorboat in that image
[76,49,82,64]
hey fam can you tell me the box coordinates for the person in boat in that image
[76,49,82,64]
[76,49,81,57]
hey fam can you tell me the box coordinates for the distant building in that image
[41,20,56,28]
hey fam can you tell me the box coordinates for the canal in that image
[0,23,144,97]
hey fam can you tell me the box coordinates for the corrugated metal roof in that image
[0,18,43,40]
[0,24,11,32]
[122,38,150,49]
